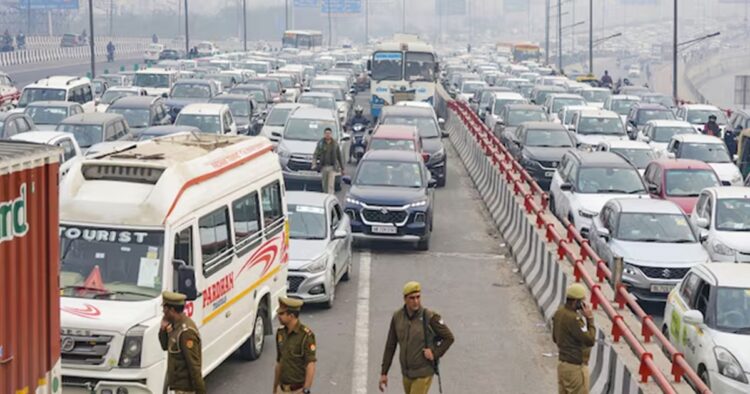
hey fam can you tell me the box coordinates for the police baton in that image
[433,359,443,393]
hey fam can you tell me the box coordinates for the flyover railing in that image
[446,98,711,394]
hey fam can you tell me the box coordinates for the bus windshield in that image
[405,52,435,82]
[372,52,403,81]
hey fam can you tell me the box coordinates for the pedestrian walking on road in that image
[274,297,317,394]
[552,283,596,394]
[379,281,455,394]
[159,291,206,394]
[311,128,344,194]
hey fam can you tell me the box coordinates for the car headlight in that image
[714,346,749,383]
[408,198,428,208]
[732,173,743,184]
[276,147,291,158]
[304,255,328,273]
[346,196,363,206]
[520,153,539,168]
[431,148,445,162]
[578,143,594,152]
[623,263,640,277]
[712,241,735,256]
[119,325,146,368]
[578,209,597,219]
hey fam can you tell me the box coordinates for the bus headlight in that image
[119,325,146,368]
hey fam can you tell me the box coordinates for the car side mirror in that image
[643,136,651,143]
[696,217,710,229]
[699,230,709,243]
[342,133,351,142]
[560,182,573,192]
[349,88,356,94]
[598,227,611,242]
[173,260,198,301]
[161,93,168,98]
[332,228,347,240]
[342,175,352,185]
[683,309,704,326]
[647,183,658,194]
[441,131,449,138]
[428,178,438,188]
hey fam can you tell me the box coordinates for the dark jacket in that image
[159,315,206,394]
[552,305,596,365]
[313,138,344,170]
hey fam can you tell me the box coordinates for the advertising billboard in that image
[18,0,79,10]
[321,0,362,14]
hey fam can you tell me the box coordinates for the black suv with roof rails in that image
[625,103,676,140]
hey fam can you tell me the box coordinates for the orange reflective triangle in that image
[83,265,106,291]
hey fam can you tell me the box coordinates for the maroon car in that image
[643,159,721,214]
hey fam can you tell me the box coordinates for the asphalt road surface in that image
[4,55,145,88]
[204,95,558,393]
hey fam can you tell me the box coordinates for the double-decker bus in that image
[512,43,542,63]
[369,35,437,119]
[282,30,323,49]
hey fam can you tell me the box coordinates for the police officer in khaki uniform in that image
[159,291,205,394]
[274,297,317,394]
[379,281,455,394]
[552,283,596,394]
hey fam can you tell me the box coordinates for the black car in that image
[164,79,219,118]
[106,96,172,130]
[496,104,549,137]
[343,150,436,250]
[377,106,449,187]
[625,103,676,140]
[504,121,575,190]
[0,112,35,139]
[159,49,182,60]
[209,93,261,135]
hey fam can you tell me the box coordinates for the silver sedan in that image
[286,191,353,308]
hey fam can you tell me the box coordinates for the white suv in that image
[175,103,237,135]
[666,134,743,186]
[691,186,750,262]
[484,92,526,133]
[17,76,96,112]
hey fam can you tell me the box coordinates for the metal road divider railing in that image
[0,37,151,68]
[438,86,711,393]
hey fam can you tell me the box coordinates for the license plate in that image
[544,171,554,177]
[650,284,675,294]
[298,170,317,176]
[371,225,397,234]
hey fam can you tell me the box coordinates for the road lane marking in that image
[352,250,370,394]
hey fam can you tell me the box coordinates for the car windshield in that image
[59,225,164,300]
[92,81,104,95]
[369,138,416,151]
[244,63,269,74]
[615,213,696,242]
[681,143,732,163]
[610,148,656,169]
[507,110,548,126]
[213,99,250,117]
[524,129,573,147]
[382,115,439,138]
[715,198,750,231]
[56,124,103,148]
[577,167,645,194]
[405,52,435,82]
[107,108,150,128]
[462,82,485,95]
[552,98,586,113]
[100,90,136,105]
[171,83,211,98]
[133,73,170,88]
[288,204,326,240]
[715,287,750,333]
[372,51,403,80]
[266,107,292,126]
[25,106,68,125]
[652,126,695,143]
[581,90,610,103]
[610,99,639,115]
[355,160,423,188]
[637,109,675,125]
[665,170,720,197]
[686,109,727,124]
[284,119,337,141]
[18,88,66,107]
[578,117,625,135]
[254,80,281,94]
[175,114,221,134]
[298,96,336,110]
[234,88,267,103]
[493,98,524,115]
[312,88,344,101]
[642,95,675,108]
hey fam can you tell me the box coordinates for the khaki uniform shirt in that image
[552,305,596,365]
[313,139,344,170]
[158,315,205,394]
[276,322,317,385]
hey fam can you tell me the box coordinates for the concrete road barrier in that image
[0,36,150,68]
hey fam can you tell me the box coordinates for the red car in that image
[367,125,427,160]
[643,159,721,214]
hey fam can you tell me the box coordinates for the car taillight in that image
[421,153,430,162]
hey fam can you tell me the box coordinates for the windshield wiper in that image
[730,327,750,334]
[595,189,629,194]
[669,239,695,243]
[61,285,112,295]
[291,236,325,240]
[633,238,661,243]
[107,290,155,298]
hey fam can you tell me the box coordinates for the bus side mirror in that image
[173,260,198,301]
[366,60,371,71]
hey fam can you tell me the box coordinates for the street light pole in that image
[365,0,369,44]
[402,0,406,33]
[285,0,289,31]
[88,0,95,78]
[27,0,31,35]
[589,0,593,74]
[184,0,190,55]
[557,0,562,71]
[242,0,247,52]
[327,0,333,47]
[545,0,550,64]
[672,0,677,100]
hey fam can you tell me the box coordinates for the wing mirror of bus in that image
[173,260,198,301]
[366,59,371,71]
[161,93,168,98]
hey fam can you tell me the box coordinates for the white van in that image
[132,68,181,97]
[17,76,96,112]
[58,133,288,394]
[144,43,165,63]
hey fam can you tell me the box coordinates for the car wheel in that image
[239,304,267,361]
[324,270,336,309]
[660,325,670,358]
[549,196,556,214]
[417,234,431,251]
[437,171,447,188]
[335,178,342,192]
[342,252,352,282]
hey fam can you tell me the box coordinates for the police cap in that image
[566,283,587,300]
[277,296,304,313]
[162,291,187,306]
[403,281,421,296]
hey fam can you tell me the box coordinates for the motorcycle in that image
[349,123,368,163]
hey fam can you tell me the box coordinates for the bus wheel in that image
[239,304,267,361]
